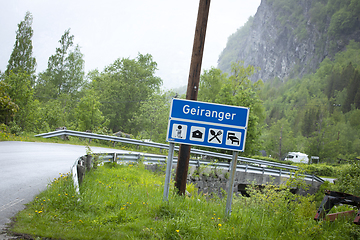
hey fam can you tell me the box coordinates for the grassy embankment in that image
[8,160,360,240]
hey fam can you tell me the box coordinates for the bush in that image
[9,121,22,135]
[0,123,9,133]
[301,164,339,177]
[333,160,360,196]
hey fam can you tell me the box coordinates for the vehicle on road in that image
[284,152,309,164]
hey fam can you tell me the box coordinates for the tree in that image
[262,119,296,160]
[129,90,172,143]
[92,53,162,134]
[343,69,360,112]
[0,81,19,125]
[73,88,105,131]
[4,71,35,131]
[3,12,36,130]
[36,29,85,100]
[33,29,85,131]
[302,107,321,137]
[32,99,68,132]
[198,62,265,156]
[198,67,227,103]
[6,12,36,78]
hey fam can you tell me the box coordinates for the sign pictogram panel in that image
[166,98,249,152]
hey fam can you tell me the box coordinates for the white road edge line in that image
[0,199,25,212]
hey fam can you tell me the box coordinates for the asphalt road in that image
[0,141,129,236]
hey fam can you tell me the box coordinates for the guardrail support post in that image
[163,143,175,201]
[85,155,92,171]
[226,151,238,217]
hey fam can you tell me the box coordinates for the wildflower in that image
[176,230,180,233]
[38,211,43,214]
[218,224,222,227]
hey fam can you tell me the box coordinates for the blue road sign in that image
[166,98,249,152]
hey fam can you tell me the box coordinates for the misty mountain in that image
[218,0,360,82]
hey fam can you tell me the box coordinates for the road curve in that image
[0,141,129,236]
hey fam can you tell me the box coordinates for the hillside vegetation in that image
[215,0,360,163]
[259,41,360,162]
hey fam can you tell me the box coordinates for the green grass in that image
[9,162,360,240]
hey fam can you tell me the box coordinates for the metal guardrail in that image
[93,152,324,183]
[35,130,298,171]
[36,130,323,183]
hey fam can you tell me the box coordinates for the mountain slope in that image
[218,0,360,82]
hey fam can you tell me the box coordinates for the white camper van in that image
[284,152,309,164]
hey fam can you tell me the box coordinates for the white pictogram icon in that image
[208,128,223,144]
[172,124,187,139]
[226,131,241,146]
[190,126,205,142]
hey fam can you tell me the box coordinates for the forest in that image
[259,40,360,162]
[1,9,360,164]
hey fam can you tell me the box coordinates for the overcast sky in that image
[0,0,261,90]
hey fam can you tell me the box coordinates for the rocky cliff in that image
[218,0,360,82]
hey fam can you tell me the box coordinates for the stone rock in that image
[218,0,360,83]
